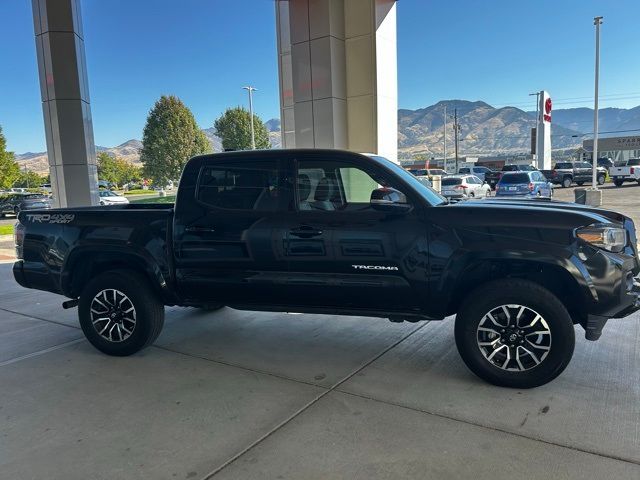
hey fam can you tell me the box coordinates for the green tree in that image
[214,107,270,151]
[140,95,210,186]
[0,126,20,190]
[97,152,143,187]
[13,170,46,189]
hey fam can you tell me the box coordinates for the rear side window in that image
[197,161,282,211]
[500,173,530,184]
[554,163,573,169]
[442,178,462,186]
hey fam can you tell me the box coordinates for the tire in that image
[597,174,606,186]
[78,269,165,356]
[576,181,584,186]
[614,179,624,187]
[454,279,575,388]
[485,189,491,197]
[636,179,640,186]
[562,177,572,188]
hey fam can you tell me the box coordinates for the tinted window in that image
[442,178,463,186]
[628,159,640,166]
[500,173,530,184]
[554,163,573,169]
[473,167,489,173]
[197,161,282,211]
[502,165,518,171]
[459,168,470,174]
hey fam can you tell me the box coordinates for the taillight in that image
[528,183,534,191]
[454,185,467,190]
[631,167,635,174]
[14,222,24,259]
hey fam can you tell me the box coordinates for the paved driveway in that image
[1,263,639,479]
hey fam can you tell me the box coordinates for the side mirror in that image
[370,187,411,213]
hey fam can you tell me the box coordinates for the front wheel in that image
[454,279,575,388]
[597,174,606,185]
[78,270,165,356]
[562,177,572,188]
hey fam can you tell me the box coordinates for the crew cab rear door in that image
[173,154,290,305]
[281,152,429,314]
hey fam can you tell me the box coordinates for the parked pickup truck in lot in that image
[484,164,537,190]
[609,158,640,187]
[13,149,640,388]
[541,161,607,188]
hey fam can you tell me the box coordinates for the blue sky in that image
[1,0,639,153]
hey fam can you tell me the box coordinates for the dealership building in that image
[579,135,640,163]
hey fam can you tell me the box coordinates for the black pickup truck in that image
[13,150,640,388]
[541,161,607,188]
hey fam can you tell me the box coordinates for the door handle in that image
[290,226,323,238]
[185,226,216,233]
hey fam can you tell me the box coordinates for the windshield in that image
[500,173,530,184]
[367,155,447,206]
[99,191,117,197]
[554,163,573,169]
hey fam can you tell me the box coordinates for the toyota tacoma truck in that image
[12,150,640,388]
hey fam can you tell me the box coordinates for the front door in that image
[282,153,430,314]
[173,155,290,306]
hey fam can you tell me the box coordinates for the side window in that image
[296,160,409,212]
[197,161,282,211]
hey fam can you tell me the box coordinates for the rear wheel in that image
[576,181,584,186]
[562,177,572,188]
[614,179,624,187]
[454,279,575,388]
[78,270,164,356]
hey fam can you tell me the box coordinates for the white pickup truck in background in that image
[610,158,640,187]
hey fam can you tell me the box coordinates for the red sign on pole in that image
[543,97,552,122]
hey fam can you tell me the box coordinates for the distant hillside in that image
[16,102,639,173]
[398,100,583,156]
[528,106,640,136]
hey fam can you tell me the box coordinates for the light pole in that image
[443,104,447,172]
[592,16,603,188]
[242,86,257,149]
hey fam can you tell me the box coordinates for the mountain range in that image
[15,100,640,174]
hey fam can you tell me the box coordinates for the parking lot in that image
[1,183,640,479]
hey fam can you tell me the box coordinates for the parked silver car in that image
[441,175,491,201]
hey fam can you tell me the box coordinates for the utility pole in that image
[443,104,447,172]
[242,86,257,149]
[454,108,460,173]
[592,16,603,188]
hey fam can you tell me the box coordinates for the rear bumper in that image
[12,260,28,289]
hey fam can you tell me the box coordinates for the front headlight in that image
[576,224,627,252]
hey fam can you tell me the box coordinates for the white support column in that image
[276,0,398,162]
[32,0,98,207]
[536,90,552,170]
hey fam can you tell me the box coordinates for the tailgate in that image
[610,167,628,176]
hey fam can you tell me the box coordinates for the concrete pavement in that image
[1,263,639,479]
